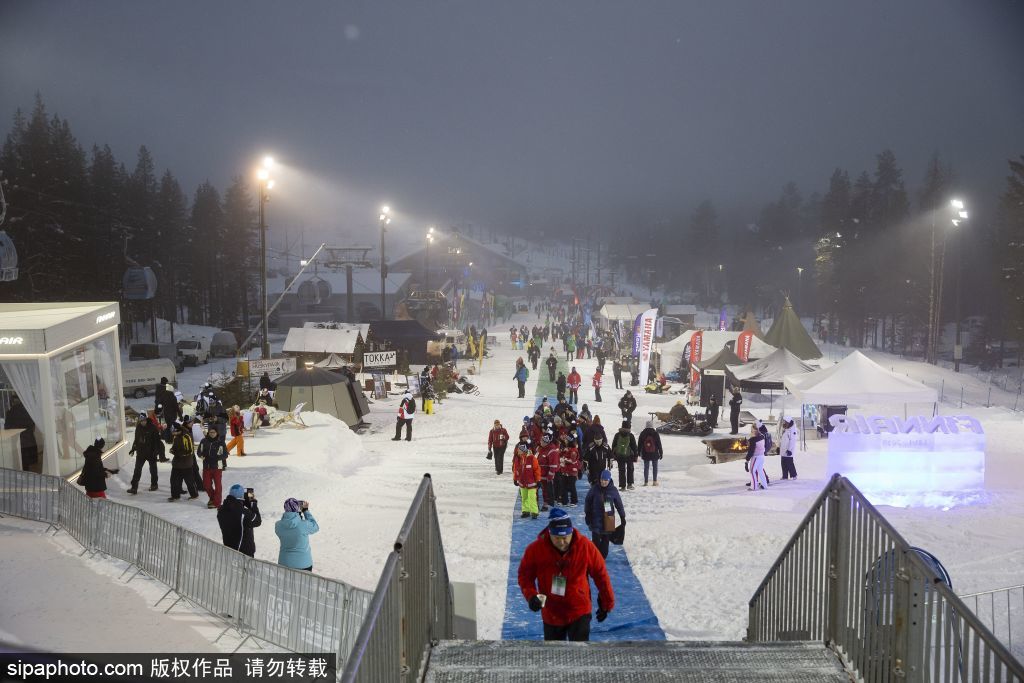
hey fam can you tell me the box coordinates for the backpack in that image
[196,395,210,415]
[614,435,631,457]
[761,430,772,453]
[643,434,657,454]
[405,399,416,415]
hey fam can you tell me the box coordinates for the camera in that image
[246,487,255,500]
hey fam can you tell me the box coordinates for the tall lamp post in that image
[379,206,391,319]
[951,200,968,372]
[425,227,435,290]
[256,157,275,360]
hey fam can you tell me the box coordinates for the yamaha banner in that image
[689,330,703,385]
[636,308,658,380]
[736,330,754,362]
[631,313,643,357]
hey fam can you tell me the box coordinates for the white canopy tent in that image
[283,327,364,356]
[784,351,937,405]
[657,330,777,373]
[596,303,650,326]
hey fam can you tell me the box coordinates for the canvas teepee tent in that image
[741,309,765,339]
[763,297,822,360]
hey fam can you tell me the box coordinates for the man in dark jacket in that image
[168,423,199,501]
[610,421,637,490]
[518,508,615,641]
[637,420,663,486]
[555,372,567,402]
[545,352,559,382]
[584,470,627,558]
[584,437,612,485]
[729,389,743,435]
[127,412,161,494]
[259,372,272,391]
[612,358,623,390]
[617,391,637,426]
[218,484,262,557]
[706,396,720,428]
[198,426,228,509]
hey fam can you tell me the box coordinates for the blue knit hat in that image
[547,508,573,536]
[600,469,612,482]
[228,484,245,499]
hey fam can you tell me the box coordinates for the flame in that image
[730,440,746,452]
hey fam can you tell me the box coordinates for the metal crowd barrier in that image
[959,585,1024,662]
[0,467,372,674]
[748,473,1024,681]
[341,474,454,683]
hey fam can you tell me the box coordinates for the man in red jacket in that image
[487,419,510,475]
[518,508,614,641]
[566,367,582,405]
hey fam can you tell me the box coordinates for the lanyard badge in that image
[550,574,567,597]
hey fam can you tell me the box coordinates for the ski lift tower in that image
[320,246,376,323]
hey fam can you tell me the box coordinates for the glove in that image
[529,596,543,612]
[514,480,519,487]
[596,608,608,623]
[744,461,749,472]
[487,450,493,460]
[786,450,792,457]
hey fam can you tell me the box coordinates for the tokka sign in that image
[363,351,397,368]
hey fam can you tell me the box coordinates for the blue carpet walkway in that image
[500,380,664,640]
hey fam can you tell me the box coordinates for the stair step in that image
[425,640,850,682]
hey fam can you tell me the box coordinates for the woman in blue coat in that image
[275,497,319,571]
[584,470,626,558]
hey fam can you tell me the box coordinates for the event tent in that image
[763,297,822,360]
[596,303,651,326]
[283,327,363,357]
[657,330,777,373]
[726,347,816,392]
[366,320,444,365]
[274,367,368,427]
[783,351,937,405]
[314,353,349,370]
[740,309,765,339]
[694,347,744,405]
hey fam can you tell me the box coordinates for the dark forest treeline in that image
[614,149,1024,354]
[0,95,258,330]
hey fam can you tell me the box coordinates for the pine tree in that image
[189,181,224,325]
[87,144,127,297]
[154,170,187,322]
[221,175,257,327]
[998,155,1024,350]
[919,153,953,362]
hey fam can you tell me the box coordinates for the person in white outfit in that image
[745,423,768,490]
[779,418,799,480]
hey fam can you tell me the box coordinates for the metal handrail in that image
[748,474,1024,681]
[340,473,453,683]
[958,584,1024,660]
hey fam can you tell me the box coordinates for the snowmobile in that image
[656,413,713,437]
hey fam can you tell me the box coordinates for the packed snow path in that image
[500,374,664,640]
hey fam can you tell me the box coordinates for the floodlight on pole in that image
[256,156,277,360]
[950,199,964,210]
[379,205,392,319]
[958,211,968,219]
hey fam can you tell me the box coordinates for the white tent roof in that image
[664,304,697,317]
[283,327,362,355]
[726,347,817,386]
[313,353,349,368]
[597,303,650,323]
[784,350,937,404]
[657,330,777,372]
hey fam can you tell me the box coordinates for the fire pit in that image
[701,436,749,464]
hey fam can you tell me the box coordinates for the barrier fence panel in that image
[960,586,1024,663]
[135,511,183,589]
[0,469,60,524]
[92,499,143,566]
[749,475,1024,682]
[57,478,97,550]
[175,529,247,618]
[341,474,455,682]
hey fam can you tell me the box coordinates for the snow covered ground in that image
[3,311,1022,652]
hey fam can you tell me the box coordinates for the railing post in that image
[891,549,911,678]
[825,477,844,649]
[904,563,927,681]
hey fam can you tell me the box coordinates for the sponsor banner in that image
[249,358,296,378]
[655,317,663,338]
[631,314,643,357]
[689,330,703,385]
[363,351,397,368]
[736,330,754,362]
[372,372,387,399]
[719,307,728,331]
[636,308,658,379]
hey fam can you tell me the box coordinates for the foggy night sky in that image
[1,0,1023,243]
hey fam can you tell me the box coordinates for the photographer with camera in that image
[275,497,319,571]
[218,484,262,557]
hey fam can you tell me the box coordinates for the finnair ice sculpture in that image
[827,414,985,507]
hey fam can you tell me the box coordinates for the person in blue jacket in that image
[584,470,626,558]
[275,497,319,571]
[513,359,529,398]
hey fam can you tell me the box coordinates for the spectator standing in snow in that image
[218,484,262,557]
[556,433,580,506]
[392,392,415,441]
[706,396,720,429]
[488,420,510,475]
[517,508,615,641]
[127,412,160,494]
[585,433,612,486]
[198,426,228,509]
[78,438,116,499]
[610,421,637,490]
[168,423,199,501]
[226,406,246,456]
[592,369,603,403]
[512,443,542,519]
[745,423,768,491]
[779,418,798,480]
[612,358,623,390]
[514,360,529,399]
[637,420,663,486]
[538,432,559,512]
[618,390,637,425]
[566,367,581,405]
[556,371,567,403]
[275,498,318,571]
[546,351,559,382]
[728,389,743,435]
[584,470,626,558]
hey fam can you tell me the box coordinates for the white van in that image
[122,359,178,399]
[176,338,209,366]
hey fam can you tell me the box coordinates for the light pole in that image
[256,156,275,360]
[425,227,435,290]
[796,266,804,312]
[379,206,391,319]
[951,200,968,372]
